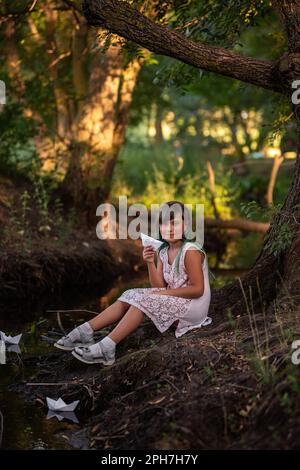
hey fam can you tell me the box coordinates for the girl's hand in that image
[143,246,155,264]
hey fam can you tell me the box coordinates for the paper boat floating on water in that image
[0,331,22,345]
[46,397,79,412]
[140,232,164,251]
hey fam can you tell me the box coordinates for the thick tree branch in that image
[82,0,284,95]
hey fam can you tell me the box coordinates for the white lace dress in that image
[117,242,212,338]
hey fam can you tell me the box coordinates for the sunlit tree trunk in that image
[44,0,72,141]
[63,33,141,217]
[265,153,284,206]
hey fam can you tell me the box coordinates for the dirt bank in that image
[0,238,144,308]
[12,297,300,450]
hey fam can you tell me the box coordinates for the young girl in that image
[54,200,212,365]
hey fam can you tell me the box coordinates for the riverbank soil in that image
[12,292,300,450]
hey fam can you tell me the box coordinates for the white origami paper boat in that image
[0,331,22,345]
[46,397,79,412]
[140,232,164,251]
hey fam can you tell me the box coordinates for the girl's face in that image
[160,216,185,242]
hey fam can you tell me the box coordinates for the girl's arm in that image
[153,249,204,298]
[143,246,167,288]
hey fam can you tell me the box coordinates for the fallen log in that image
[205,217,269,233]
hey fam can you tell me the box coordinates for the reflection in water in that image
[6,344,21,354]
[0,409,3,448]
[46,410,79,424]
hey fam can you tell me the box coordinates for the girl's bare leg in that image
[88,300,131,331]
[108,305,145,344]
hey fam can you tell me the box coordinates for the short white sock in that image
[101,336,116,351]
[87,336,116,356]
[79,321,94,334]
[68,321,93,341]
[88,342,102,355]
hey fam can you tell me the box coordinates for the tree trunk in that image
[228,111,246,164]
[44,0,72,141]
[206,160,220,219]
[62,33,141,219]
[265,153,284,205]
